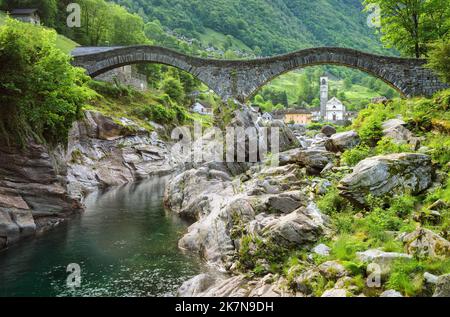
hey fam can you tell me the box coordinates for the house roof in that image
[272,108,312,115]
[10,8,39,15]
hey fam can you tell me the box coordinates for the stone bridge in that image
[72,45,448,102]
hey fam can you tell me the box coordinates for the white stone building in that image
[191,102,212,115]
[319,76,347,122]
[325,97,346,121]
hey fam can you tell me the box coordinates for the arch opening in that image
[249,65,400,121]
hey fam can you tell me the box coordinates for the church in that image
[320,76,347,122]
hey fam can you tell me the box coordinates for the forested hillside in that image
[112,0,390,56]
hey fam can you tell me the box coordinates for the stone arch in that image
[71,46,225,94]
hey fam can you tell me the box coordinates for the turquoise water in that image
[0,176,201,297]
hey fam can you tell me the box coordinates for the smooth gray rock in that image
[324,131,360,153]
[401,228,450,259]
[312,243,331,256]
[433,274,450,297]
[380,290,403,297]
[339,153,433,205]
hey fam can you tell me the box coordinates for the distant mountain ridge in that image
[112,0,391,56]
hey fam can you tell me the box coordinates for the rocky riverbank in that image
[0,110,178,250]
[166,105,450,297]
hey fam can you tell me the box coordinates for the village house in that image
[10,8,40,25]
[191,102,213,115]
[272,108,313,124]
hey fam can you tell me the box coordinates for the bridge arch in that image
[72,46,448,102]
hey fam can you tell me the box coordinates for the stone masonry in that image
[72,46,449,102]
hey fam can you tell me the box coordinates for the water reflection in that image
[0,176,201,297]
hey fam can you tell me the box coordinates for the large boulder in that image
[401,228,450,259]
[86,111,140,141]
[279,148,335,175]
[324,131,360,153]
[321,125,337,137]
[339,153,433,205]
[382,118,421,149]
[263,203,329,247]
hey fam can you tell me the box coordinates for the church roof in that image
[327,97,343,105]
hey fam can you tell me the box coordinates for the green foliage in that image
[237,234,287,275]
[426,133,450,166]
[386,259,425,296]
[364,0,450,58]
[0,18,92,144]
[427,41,450,84]
[113,0,389,57]
[161,76,185,104]
[341,144,372,166]
[374,137,412,155]
[330,235,367,262]
[317,185,352,215]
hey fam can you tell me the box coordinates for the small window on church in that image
[322,79,326,85]
[333,105,336,109]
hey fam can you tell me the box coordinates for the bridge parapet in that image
[72,46,448,102]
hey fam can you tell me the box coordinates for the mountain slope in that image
[112,0,390,56]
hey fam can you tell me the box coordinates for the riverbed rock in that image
[382,118,421,149]
[0,140,82,249]
[67,111,176,199]
[321,288,349,297]
[356,249,412,274]
[179,273,291,297]
[312,243,331,256]
[321,125,337,137]
[324,131,360,153]
[401,228,450,259]
[432,274,450,297]
[279,148,335,175]
[177,273,217,297]
[263,203,329,248]
[339,153,433,205]
[380,290,403,297]
[318,261,348,279]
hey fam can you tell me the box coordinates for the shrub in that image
[341,145,372,166]
[426,41,450,84]
[375,137,413,155]
[330,234,367,262]
[317,185,352,214]
[161,76,185,103]
[426,134,450,166]
[89,80,134,99]
[388,194,417,218]
[386,259,425,296]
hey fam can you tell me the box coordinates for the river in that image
[0,176,202,297]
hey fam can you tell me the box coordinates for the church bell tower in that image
[320,76,328,119]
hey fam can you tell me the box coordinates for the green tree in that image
[344,77,353,89]
[0,18,92,144]
[161,76,185,103]
[427,40,450,83]
[364,0,450,58]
